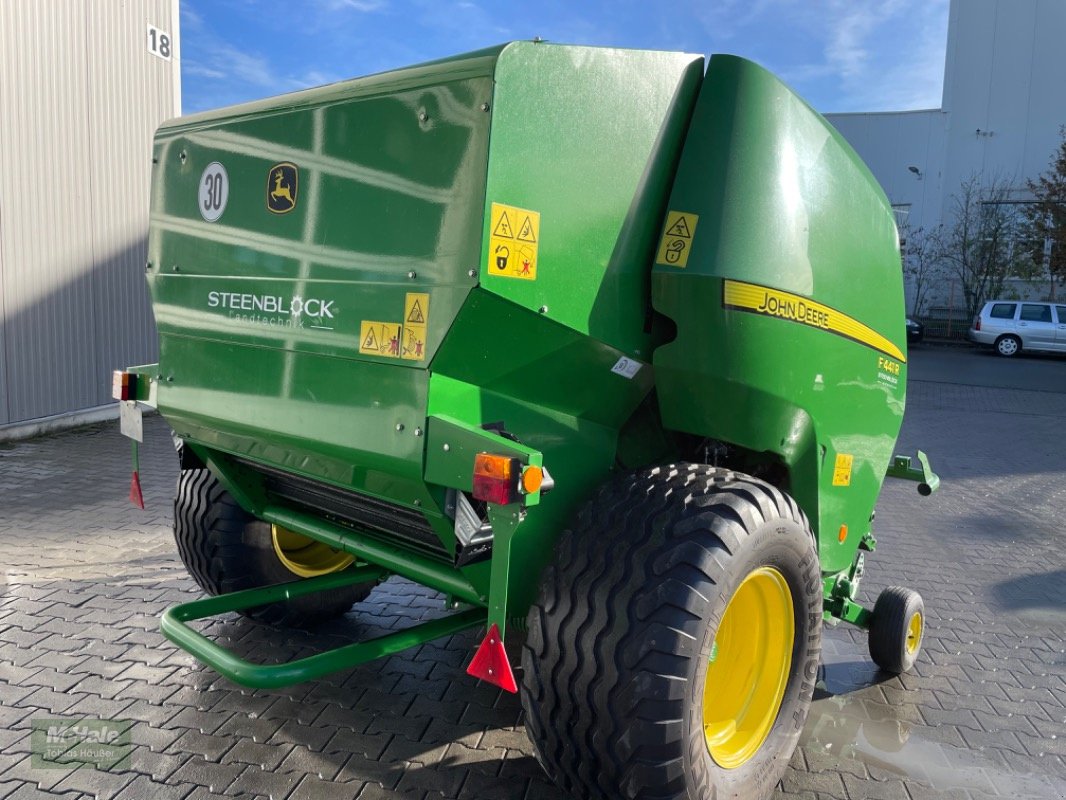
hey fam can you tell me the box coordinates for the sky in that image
[178,0,950,116]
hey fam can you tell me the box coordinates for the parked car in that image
[906,318,924,343]
[969,300,1066,357]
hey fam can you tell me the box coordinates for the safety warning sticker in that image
[832,453,854,487]
[488,202,539,280]
[655,210,699,268]
[401,293,429,361]
[358,293,431,361]
[359,321,403,358]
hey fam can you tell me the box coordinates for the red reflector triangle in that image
[129,471,145,510]
[466,623,517,693]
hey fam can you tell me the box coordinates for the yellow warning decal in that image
[402,293,429,361]
[359,294,430,361]
[359,321,403,358]
[722,279,906,363]
[488,202,539,280]
[655,210,699,268]
[832,453,854,487]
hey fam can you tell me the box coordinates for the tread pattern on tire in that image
[174,468,372,626]
[521,463,819,800]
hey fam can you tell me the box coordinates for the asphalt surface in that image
[0,344,1063,800]
[908,342,1066,393]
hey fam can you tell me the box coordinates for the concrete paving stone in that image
[395,759,466,797]
[780,769,847,796]
[324,728,392,761]
[223,737,294,770]
[59,692,135,720]
[476,727,531,752]
[275,744,348,781]
[840,773,910,800]
[2,785,84,800]
[363,712,432,742]
[168,755,244,794]
[170,729,238,762]
[68,675,133,701]
[354,783,424,800]
[113,774,195,800]
[313,703,374,735]
[208,689,277,719]
[186,787,260,800]
[437,743,505,777]
[131,722,184,753]
[168,706,234,736]
[452,769,516,798]
[225,764,303,799]
[53,766,136,800]
[215,714,286,745]
[112,662,177,686]
[115,680,179,707]
[261,696,330,727]
[129,745,190,782]
[288,774,367,800]
[120,699,180,728]
[266,719,337,754]
[66,655,133,680]
[381,737,448,766]
[497,750,544,782]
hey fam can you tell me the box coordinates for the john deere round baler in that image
[114,41,938,800]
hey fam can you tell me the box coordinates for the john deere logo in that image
[266,162,298,214]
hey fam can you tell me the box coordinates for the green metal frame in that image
[160,565,485,688]
[886,450,940,495]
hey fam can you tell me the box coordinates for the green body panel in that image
[652,56,907,575]
[137,43,926,682]
[480,43,704,356]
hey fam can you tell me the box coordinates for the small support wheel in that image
[868,586,924,673]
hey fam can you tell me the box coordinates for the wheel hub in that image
[703,566,795,769]
[271,524,354,578]
[905,611,923,654]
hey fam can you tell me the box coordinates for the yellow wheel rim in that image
[905,611,923,654]
[703,566,795,769]
[271,525,354,578]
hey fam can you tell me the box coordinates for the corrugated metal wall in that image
[0,0,179,426]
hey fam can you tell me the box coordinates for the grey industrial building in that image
[0,1,180,437]
[826,0,1066,312]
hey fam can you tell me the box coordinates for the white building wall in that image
[826,0,1066,312]
[0,1,180,431]
[828,110,946,233]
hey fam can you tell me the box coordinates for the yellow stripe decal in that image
[722,279,906,363]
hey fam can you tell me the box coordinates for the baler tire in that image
[520,463,822,800]
[868,586,924,674]
[173,467,375,627]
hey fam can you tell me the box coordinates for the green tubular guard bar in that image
[160,566,485,689]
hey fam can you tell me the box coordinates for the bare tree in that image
[1025,125,1066,300]
[939,174,1029,319]
[900,223,943,316]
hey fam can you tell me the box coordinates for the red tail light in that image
[975,317,981,331]
[112,370,137,401]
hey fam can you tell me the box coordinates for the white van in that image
[969,300,1066,357]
